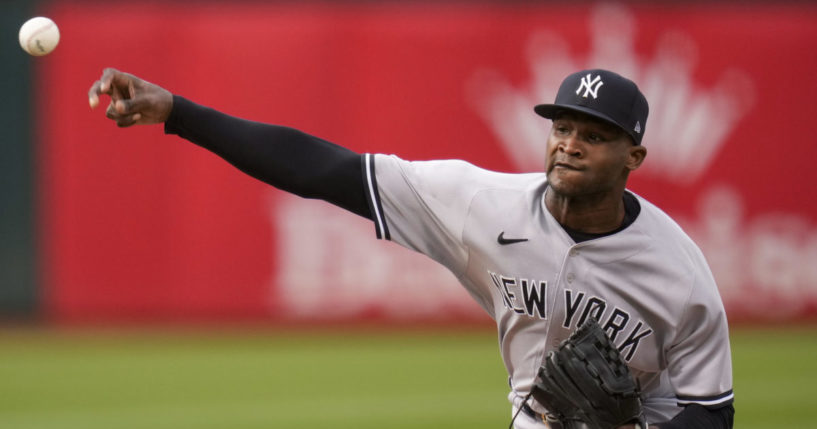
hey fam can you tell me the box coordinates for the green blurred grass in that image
[730,326,817,428]
[0,325,815,428]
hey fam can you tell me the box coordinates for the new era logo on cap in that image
[534,69,649,145]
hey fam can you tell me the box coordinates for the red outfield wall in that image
[36,2,817,324]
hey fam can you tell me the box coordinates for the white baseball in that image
[19,17,60,56]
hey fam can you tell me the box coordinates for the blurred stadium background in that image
[1,0,816,427]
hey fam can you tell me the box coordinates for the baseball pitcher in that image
[89,68,734,428]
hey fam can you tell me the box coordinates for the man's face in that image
[545,111,644,198]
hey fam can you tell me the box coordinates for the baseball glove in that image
[531,318,647,429]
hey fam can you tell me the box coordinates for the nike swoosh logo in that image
[497,231,528,245]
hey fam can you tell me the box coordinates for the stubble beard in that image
[546,168,618,204]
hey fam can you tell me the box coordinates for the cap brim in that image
[534,103,623,131]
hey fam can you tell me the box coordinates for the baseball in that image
[19,17,60,56]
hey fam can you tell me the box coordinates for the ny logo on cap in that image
[576,73,604,99]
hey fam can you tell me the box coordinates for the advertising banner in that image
[38,2,817,323]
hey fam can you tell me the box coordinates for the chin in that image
[547,175,586,197]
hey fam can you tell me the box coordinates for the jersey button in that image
[566,273,575,283]
[569,248,579,257]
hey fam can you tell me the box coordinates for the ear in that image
[626,145,647,171]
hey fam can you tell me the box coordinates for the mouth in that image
[553,161,582,171]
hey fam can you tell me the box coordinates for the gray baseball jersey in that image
[363,153,734,424]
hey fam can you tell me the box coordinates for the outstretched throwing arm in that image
[87,68,371,218]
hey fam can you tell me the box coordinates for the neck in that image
[545,187,626,234]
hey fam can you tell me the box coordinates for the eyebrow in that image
[553,113,622,135]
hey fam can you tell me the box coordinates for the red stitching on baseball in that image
[25,21,56,54]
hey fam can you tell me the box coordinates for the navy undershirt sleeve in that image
[163,95,371,219]
[657,403,734,429]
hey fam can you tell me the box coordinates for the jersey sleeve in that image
[362,153,480,276]
[666,248,734,409]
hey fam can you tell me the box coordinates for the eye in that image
[554,125,570,135]
[587,132,607,143]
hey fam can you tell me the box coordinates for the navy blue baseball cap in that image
[534,69,649,145]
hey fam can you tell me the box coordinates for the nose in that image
[557,133,583,157]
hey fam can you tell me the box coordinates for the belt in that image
[519,410,596,429]
[521,403,548,424]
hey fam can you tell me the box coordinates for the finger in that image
[116,113,142,128]
[111,79,148,116]
[105,102,139,127]
[111,85,127,114]
[88,80,103,109]
[98,68,122,94]
[105,101,120,120]
[98,68,133,106]
[105,96,129,120]
[103,68,137,96]
[115,94,150,116]
[128,78,136,99]
[89,68,125,109]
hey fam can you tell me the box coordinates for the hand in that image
[88,68,173,127]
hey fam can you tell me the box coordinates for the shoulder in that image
[630,191,722,300]
[372,154,546,195]
[631,192,703,259]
